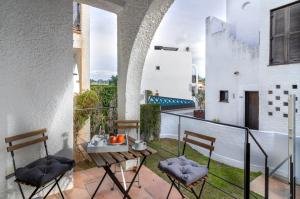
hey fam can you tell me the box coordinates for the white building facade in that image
[141,48,193,100]
[206,0,300,133]
[205,0,300,182]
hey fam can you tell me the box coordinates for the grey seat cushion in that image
[159,156,208,185]
[15,155,75,187]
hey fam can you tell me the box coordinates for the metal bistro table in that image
[82,137,157,199]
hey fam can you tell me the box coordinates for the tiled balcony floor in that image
[251,175,300,199]
[48,166,182,199]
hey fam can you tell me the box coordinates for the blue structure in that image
[148,96,195,110]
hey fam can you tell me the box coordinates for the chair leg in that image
[111,164,117,191]
[136,159,141,188]
[29,187,40,199]
[44,174,64,198]
[17,182,26,199]
[166,175,185,199]
[198,180,206,199]
[191,188,199,199]
[55,179,65,199]
[172,181,185,198]
[166,180,175,199]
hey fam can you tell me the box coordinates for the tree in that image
[109,75,118,86]
[196,90,205,110]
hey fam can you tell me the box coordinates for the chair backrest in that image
[5,128,48,153]
[4,128,49,179]
[5,128,48,174]
[182,130,216,168]
[113,120,139,131]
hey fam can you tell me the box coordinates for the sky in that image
[90,0,226,80]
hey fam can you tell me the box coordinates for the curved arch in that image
[124,0,174,119]
[75,0,125,14]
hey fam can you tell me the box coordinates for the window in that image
[192,75,196,83]
[219,90,229,102]
[270,2,300,65]
[156,66,160,70]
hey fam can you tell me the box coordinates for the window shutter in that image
[288,33,300,63]
[288,4,300,63]
[273,9,285,35]
[271,36,285,64]
[270,9,285,65]
[290,4,300,32]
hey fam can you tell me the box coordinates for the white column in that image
[81,4,90,92]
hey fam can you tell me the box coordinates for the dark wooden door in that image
[245,91,259,130]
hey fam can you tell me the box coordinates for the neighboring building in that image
[73,2,90,94]
[191,64,199,96]
[206,0,300,133]
[141,46,193,101]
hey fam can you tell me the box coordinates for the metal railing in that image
[160,111,269,199]
[148,95,195,110]
[74,106,117,144]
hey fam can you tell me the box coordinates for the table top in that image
[82,136,157,167]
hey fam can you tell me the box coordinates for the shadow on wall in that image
[54,132,73,158]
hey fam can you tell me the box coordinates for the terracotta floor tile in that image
[251,175,300,199]
[48,165,182,199]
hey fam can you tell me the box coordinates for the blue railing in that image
[148,96,195,110]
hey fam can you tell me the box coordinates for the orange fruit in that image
[117,134,125,144]
[109,136,117,144]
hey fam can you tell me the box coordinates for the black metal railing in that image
[160,111,269,199]
[74,106,117,144]
[290,155,296,199]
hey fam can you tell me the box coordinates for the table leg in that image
[91,171,107,199]
[120,164,127,190]
[104,166,132,199]
[123,156,146,199]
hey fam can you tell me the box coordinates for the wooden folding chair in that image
[5,128,75,199]
[113,120,139,137]
[111,120,141,190]
[159,130,216,199]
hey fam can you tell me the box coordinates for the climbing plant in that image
[90,85,118,136]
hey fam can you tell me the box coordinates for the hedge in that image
[140,104,161,141]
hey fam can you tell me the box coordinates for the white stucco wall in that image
[258,0,300,134]
[206,0,300,133]
[206,0,300,183]
[258,0,300,183]
[226,0,261,46]
[0,0,73,198]
[141,49,193,100]
[205,17,259,126]
[80,4,91,92]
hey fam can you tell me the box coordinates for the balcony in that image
[2,1,299,199]
[73,2,81,34]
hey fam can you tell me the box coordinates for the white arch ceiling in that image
[75,0,126,14]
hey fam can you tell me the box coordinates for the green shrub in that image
[91,85,117,107]
[90,85,118,136]
[140,104,161,141]
[73,90,99,135]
